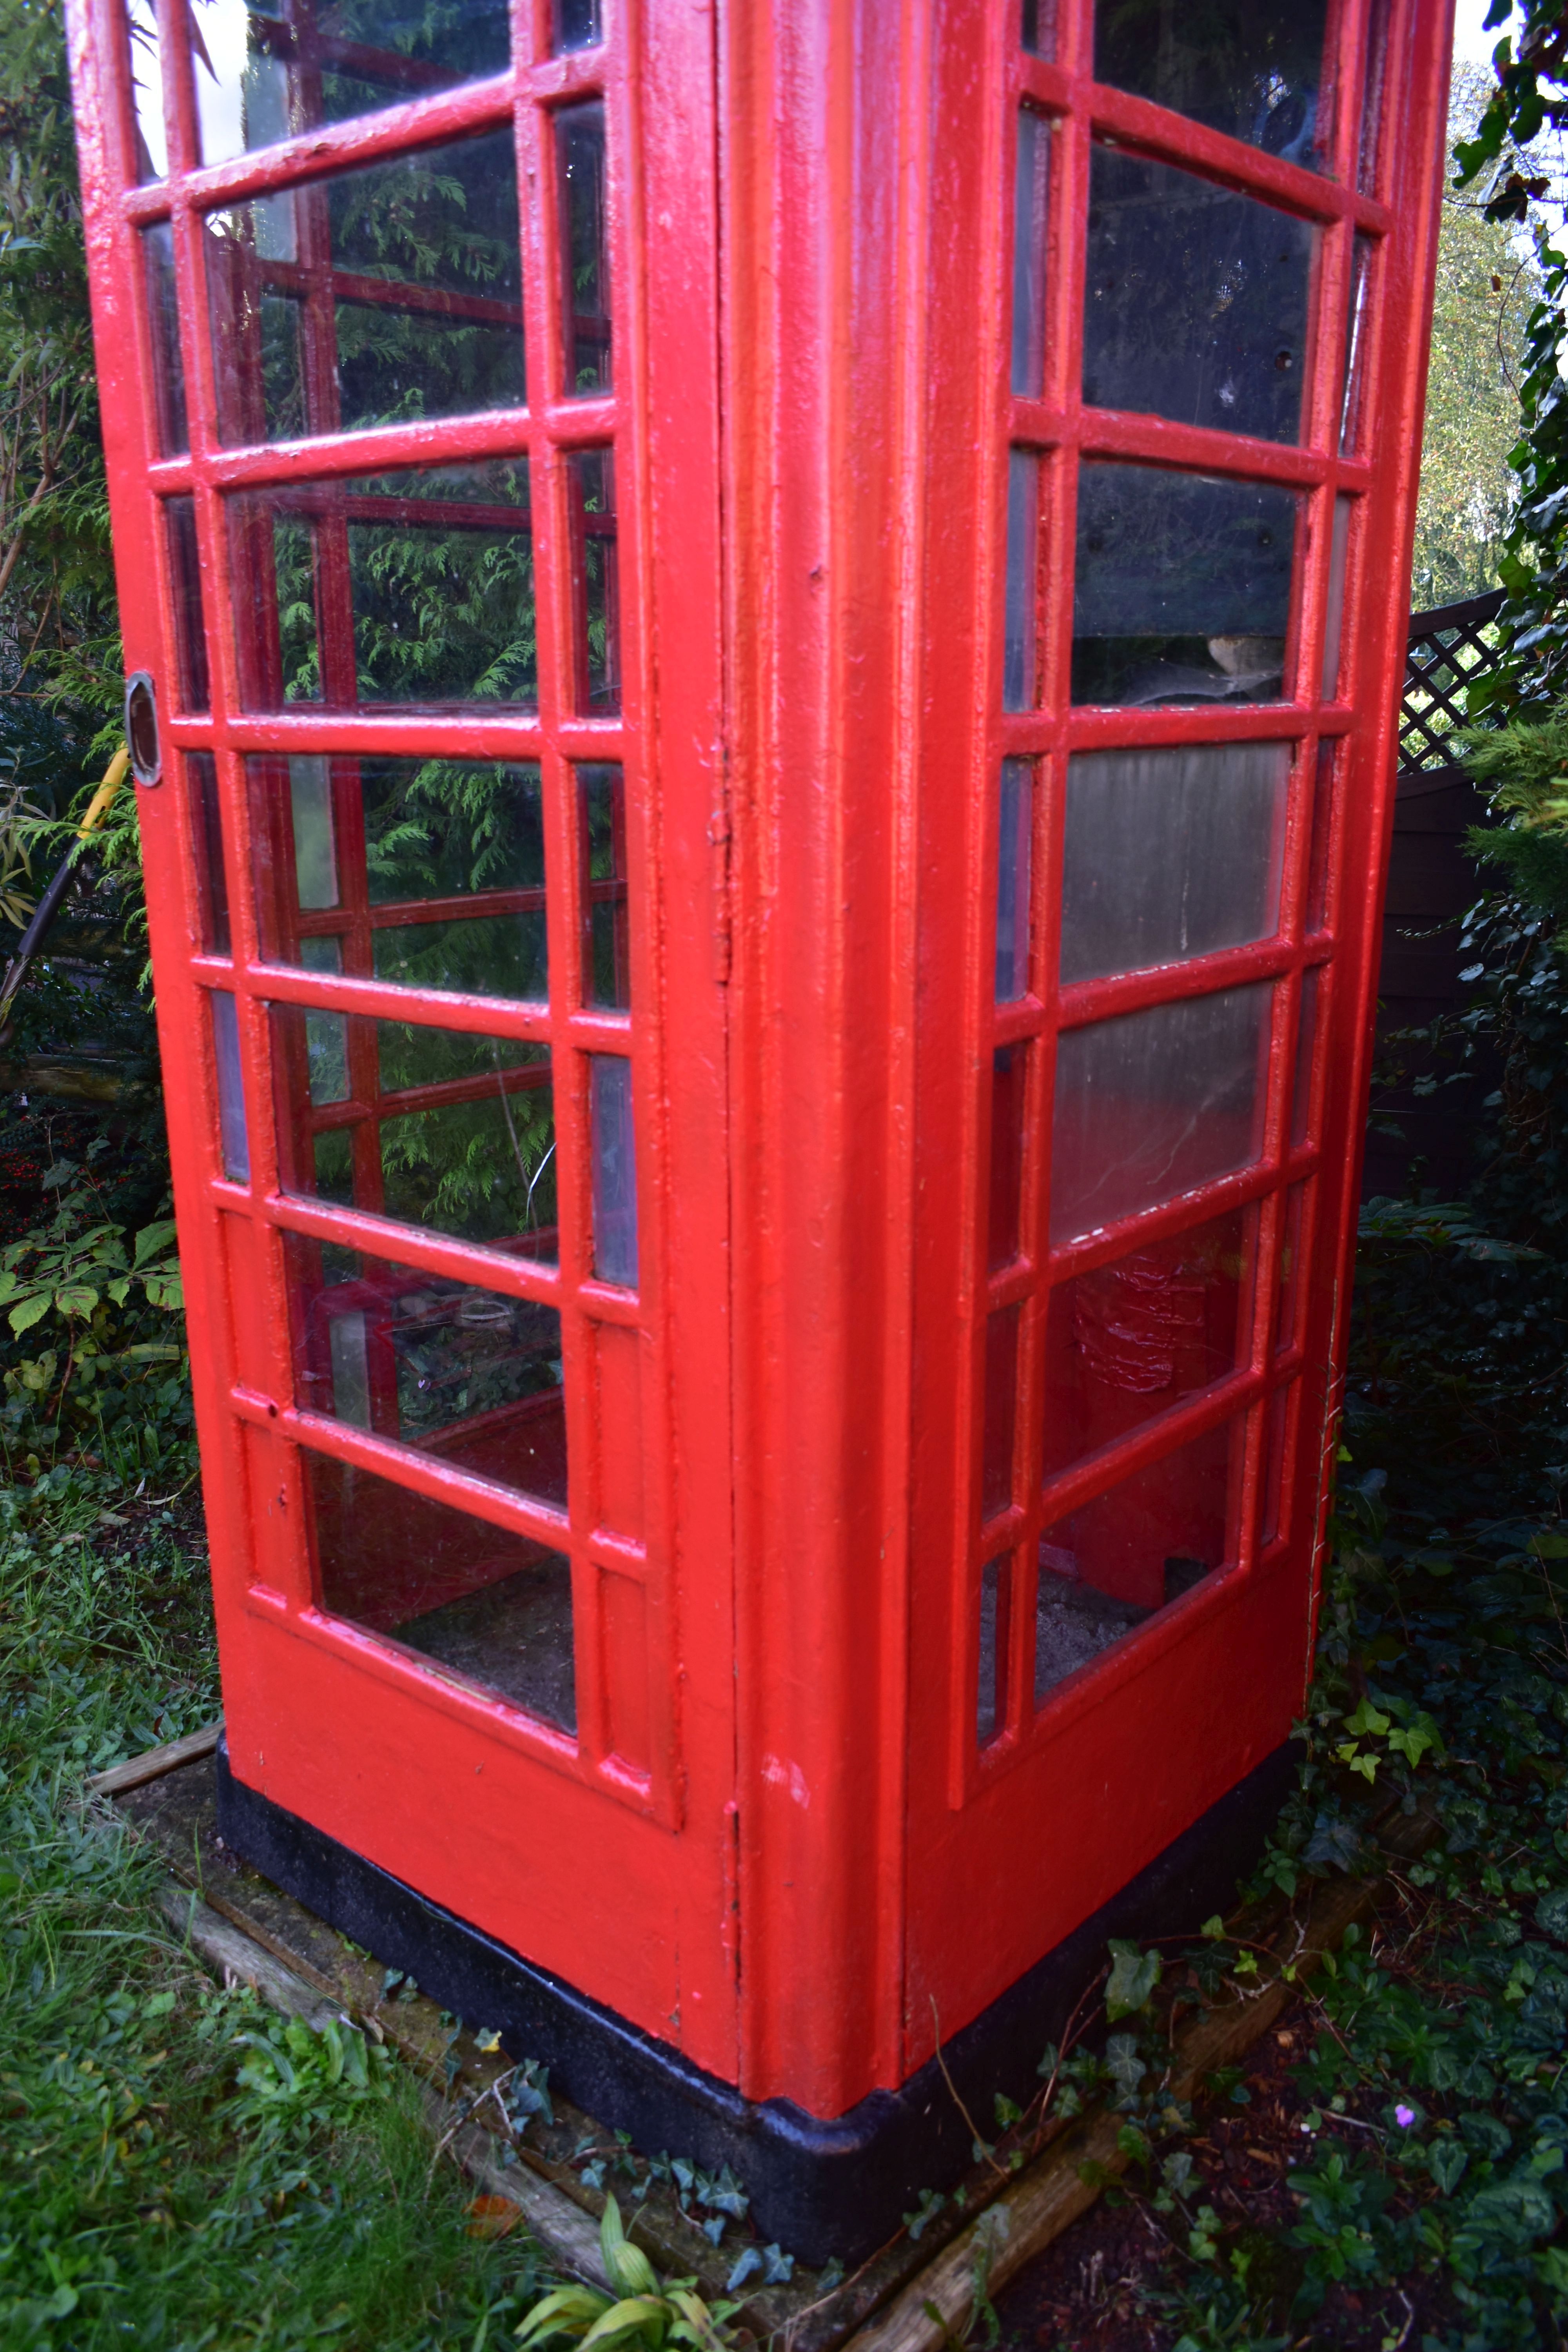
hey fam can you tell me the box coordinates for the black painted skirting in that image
[216,1739,1298,2264]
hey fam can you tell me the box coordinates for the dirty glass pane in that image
[1275,1180,1308,1355]
[127,0,166,181]
[1083,148,1314,443]
[1050,983,1270,1243]
[989,1046,1027,1273]
[1358,0,1393,192]
[579,765,630,1008]
[1339,234,1375,455]
[1041,1207,1248,1481]
[166,497,210,713]
[977,1556,1009,1749]
[272,1007,558,1256]
[1306,740,1336,933]
[1060,741,1289,984]
[189,0,512,164]
[143,225,187,455]
[1021,0,1054,54]
[1036,1415,1240,1701]
[983,1305,1020,1521]
[1004,451,1040,710]
[569,452,620,713]
[1013,111,1049,398]
[189,753,229,955]
[1093,0,1328,173]
[555,0,603,52]
[250,756,547,1003]
[230,461,535,710]
[559,102,611,395]
[306,1450,575,1731]
[1322,495,1352,699]
[1072,463,1296,707]
[1290,964,1322,1147]
[288,1238,566,1508]
[996,759,1033,1001]
[203,134,523,448]
[591,1055,637,1288]
[211,990,249,1181]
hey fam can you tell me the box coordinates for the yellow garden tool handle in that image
[76,744,132,844]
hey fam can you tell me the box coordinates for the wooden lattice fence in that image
[1363,588,1506,1198]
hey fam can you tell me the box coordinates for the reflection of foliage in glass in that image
[315,0,512,128]
[361,760,543,901]
[329,134,524,430]
[572,454,617,708]
[273,519,321,701]
[380,1089,557,1245]
[377,1024,555,1245]
[348,464,535,706]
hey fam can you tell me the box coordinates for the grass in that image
[0,1468,551,2350]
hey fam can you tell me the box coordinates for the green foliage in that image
[0,0,118,716]
[1452,3,1568,720]
[513,2198,739,2352]
[0,1478,544,2348]
[1412,62,1543,609]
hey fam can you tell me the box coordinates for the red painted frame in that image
[65,0,1453,2124]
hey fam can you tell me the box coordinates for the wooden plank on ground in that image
[89,1721,223,1795]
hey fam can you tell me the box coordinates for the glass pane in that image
[1050,983,1270,1244]
[189,753,230,955]
[996,758,1033,1001]
[983,1305,1020,1521]
[289,1239,566,1508]
[591,1055,638,1288]
[1306,740,1336,933]
[230,461,535,710]
[988,1046,1027,1273]
[1358,0,1393,193]
[559,102,611,396]
[569,452,620,714]
[1060,741,1289,984]
[1042,1207,1248,1481]
[1083,147,1314,444]
[189,0,512,163]
[1339,234,1374,455]
[1275,1179,1307,1355]
[211,990,250,1181]
[977,1556,1009,1749]
[127,0,166,181]
[1036,1416,1240,1701]
[1021,0,1053,54]
[1261,1382,1293,1546]
[143,225,187,456]
[1013,111,1049,398]
[555,0,603,51]
[166,497,210,713]
[203,134,523,449]
[1093,0,1328,173]
[250,756,548,1003]
[272,1008,557,1255]
[1321,494,1352,700]
[1290,965,1322,1147]
[579,765,630,1008]
[306,1451,575,1731]
[1004,450,1040,710]
[1072,463,1296,708]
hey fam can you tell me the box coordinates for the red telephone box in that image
[67,0,1453,2259]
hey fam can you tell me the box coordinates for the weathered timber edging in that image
[93,1743,1436,2352]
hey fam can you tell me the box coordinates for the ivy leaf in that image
[1105,1939,1161,2020]
[1536,1887,1568,1943]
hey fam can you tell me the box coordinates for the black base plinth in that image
[216,1739,1296,2264]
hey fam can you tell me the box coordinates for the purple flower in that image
[1395,2105,1416,2128]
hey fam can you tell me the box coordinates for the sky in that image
[1452,0,1508,69]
